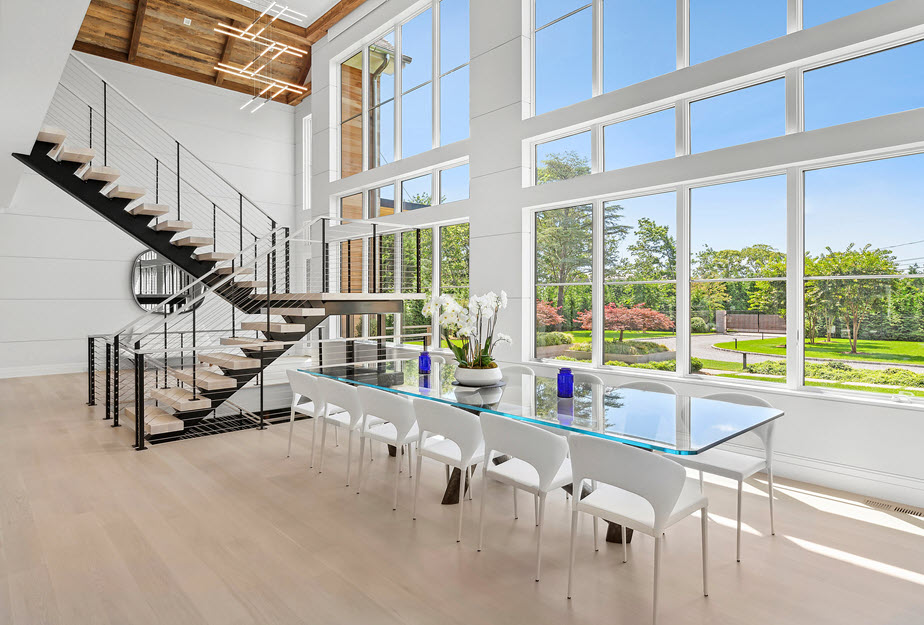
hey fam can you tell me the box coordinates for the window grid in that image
[337,0,469,180]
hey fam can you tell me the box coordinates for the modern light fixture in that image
[214,2,308,113]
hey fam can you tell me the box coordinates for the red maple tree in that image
[574,303,674,341]
[536,300,565,327]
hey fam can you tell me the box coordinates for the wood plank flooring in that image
[1,373,923,624]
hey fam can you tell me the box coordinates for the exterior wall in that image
[308,0,924,507]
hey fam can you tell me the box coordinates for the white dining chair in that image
[355,386,419,510]
[477,412,571,581]
[314,376,382,486]
[618,380,676,394]
[501,363,535,381]
[411,398,485,543]
[567,433,708,625]
[573,371,604,387]
[428,352,448,364]
[670,392,776,562]
[286,370,346,462]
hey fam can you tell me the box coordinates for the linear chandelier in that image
[214,2,308,113]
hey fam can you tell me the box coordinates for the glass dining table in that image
[302,358,783,543]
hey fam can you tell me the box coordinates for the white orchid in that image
[425,289,514,368]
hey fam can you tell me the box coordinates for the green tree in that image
[537,150,591,184]
[814,244,898,353]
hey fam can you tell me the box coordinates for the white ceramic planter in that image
[454,366,503,387]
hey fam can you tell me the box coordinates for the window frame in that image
[334,0,470,180]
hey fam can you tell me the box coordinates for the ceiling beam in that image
[74,40,258,99]
[127,0,148,63]
[184,0,310,43]
[288,83,312,106]
[304,0,367,45]
[215,19,243,86]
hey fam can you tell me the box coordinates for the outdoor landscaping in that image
[715,336,924,366]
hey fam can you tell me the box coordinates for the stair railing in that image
[45,53,282,259]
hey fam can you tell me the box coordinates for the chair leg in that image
[345,429,354,487]
[392,445,402,511]
[286,406,295,458]
[477,465,487,552]
[653,536,662,625]
[593,517,599,552]
[534,494,539,527]
[513,487,518,519]
[468,466,473,500]
[567,510,578,600]
[701,506,709,597]
[736,480,743,562]
[318,418,328,473]
[535,493,546,581]
[356,434,366,495]
[412,451,423,520]
[309,415,319,469]
[334,427,339,447]
[768,468,776,536]
[457,465,466,543]
[698,469,704,491]
[622,525,627,563]
[408,443,414,478]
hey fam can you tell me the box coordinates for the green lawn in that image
[715,336,924,366]
[697,358,747,371]
[567,330,678,343]
[713,372,924,396]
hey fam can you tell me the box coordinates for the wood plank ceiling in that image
[73,0,366,106]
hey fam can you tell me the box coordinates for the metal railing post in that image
[271,223,277,292]
[258,345,266,430]
[87,337,96,405]
[191,306,198,399]
[102,82,107,166]
[112,336,120,427]
[104,340,111,419]
[284,227,290,293]
[175,141,181,219]
[134,350,146,450]
[322,219,328,292]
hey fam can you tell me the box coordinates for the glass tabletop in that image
[302,359,783,455]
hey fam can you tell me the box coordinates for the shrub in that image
[536,332,574,347]
[690,317,709,333]
[601,358,699,372]
[746,359,924,388]
[603,340,669,356]
[746,360,787,376]
[553,355,580,362]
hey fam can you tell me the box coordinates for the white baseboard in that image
[0,362,86,379]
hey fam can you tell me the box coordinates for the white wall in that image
[0,54,298,378]
[308,0,924,507]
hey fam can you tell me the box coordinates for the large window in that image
[689,0,786,65]
[690,176,787,383]
[603,109,675,171]
[440,222,470,347]
[603,0,675,93]
[691,79,785,153]
[804,41,924,131]
[603,192,677,371]
[803,153,924,397]
[535,205,593,360]
[803,0,892,29]
[536,132,592,185]
[338,0,469,178]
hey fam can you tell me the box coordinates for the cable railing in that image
[44,54,280,256]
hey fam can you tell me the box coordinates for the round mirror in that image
[131,250,203,314]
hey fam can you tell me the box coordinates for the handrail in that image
[69,53,273,224]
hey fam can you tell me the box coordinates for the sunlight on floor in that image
[695,509,763,536]
[785,535,924,587]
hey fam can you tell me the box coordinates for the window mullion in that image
[592,0,603,97]
[786,167,804,389]
[784,67,802,134]
[361,45,370,172]
[676,185,692,375]
[395,26,403,161]
[591,200,605,367]
[432,0,441,149]
[431,225,441,348]
[787,0,802,34]
[676,0,689,70]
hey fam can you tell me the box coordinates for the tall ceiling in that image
[227,0,341,26]
[73,0,365,106]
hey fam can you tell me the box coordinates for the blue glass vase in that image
[557,367,574,398]
[418,351,431,374]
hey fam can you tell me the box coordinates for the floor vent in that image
[864,498,924,518]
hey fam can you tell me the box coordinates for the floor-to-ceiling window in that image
[337,0,469,178]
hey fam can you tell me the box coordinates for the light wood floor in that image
[1,373,923,625]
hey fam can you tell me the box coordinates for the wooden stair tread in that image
[58,147,95,164]
[220,336,286,349]
[215,266,254,275]
[235,280,267,288]
[80,166,120,182]
[172,235,214,247]
[107,185,146,200]
[37,126,67,145]
[129,203,169,216]
[198,352,262,370]
[240,321,307,333]
[262,307,326,317]
[124,406,184,435]
[171,368,237,391]
[196,252,236,261]
[150,386,211,411]
[153,220,192,232]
